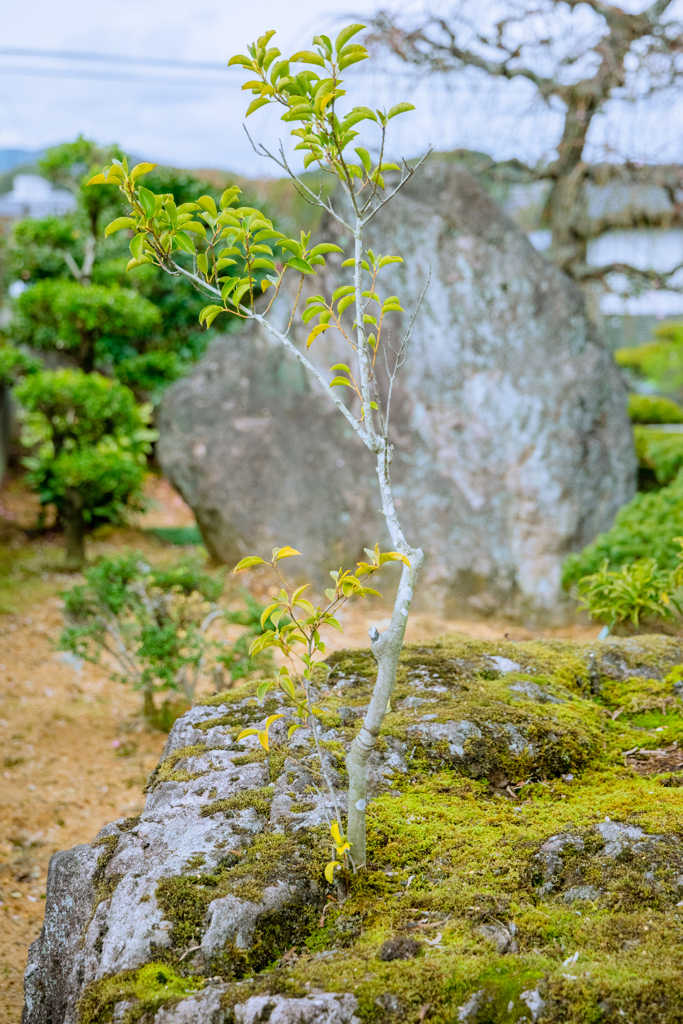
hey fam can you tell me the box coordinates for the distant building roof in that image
[0,174,76,219]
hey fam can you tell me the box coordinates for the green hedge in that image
[562,469,683,586]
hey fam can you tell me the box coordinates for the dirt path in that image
[0,602,167,1022]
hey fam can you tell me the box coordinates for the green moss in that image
[92,835,122,907]
[200,785,274,818]
[198,681,259,707]
[194,713,236,734]
[117,815,141,832]
[145,744,209,792]
[268,749,287,783]
[233,749,268,767]
[77,962,203,1024]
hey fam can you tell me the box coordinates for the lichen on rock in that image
[23,634,683,1024]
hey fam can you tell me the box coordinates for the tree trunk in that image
[63,487,85,567]
[79,334,96,374]
[143,689,156,722]
[345,447,424,868]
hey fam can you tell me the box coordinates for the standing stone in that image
[158,159,635,618]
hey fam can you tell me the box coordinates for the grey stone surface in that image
[233,993,360,1024]
[22,688,406,1024]
[158,159,635,618]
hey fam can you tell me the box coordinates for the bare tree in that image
[370,0,683,299]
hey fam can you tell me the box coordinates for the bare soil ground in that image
[0,473,596,1023]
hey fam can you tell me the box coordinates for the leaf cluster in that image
[576,545,683,631]
[233,543,409,750]
[91,160,344,329]
[230,24,413,187]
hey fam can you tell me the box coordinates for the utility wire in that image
[0,47,229,70]
[0,65,232,88]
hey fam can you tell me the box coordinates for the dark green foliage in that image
[2,215,82,284]
[562,470,683,586]
[0,344,40,388]
[628,393,683,424]
[16,367,153,453]
[11,279,161,372]
[15,369,155,561]
[113,350,188,394]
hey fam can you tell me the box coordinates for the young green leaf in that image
[274,545,301,561]
[173,231,196,254]
[332,285,355,302]
[308,243,344,259]
[287,256,315,275]
[233,555,266,572]
[137,187,156,221]
[105,217,136,237]
[246,96,271,116]
[330,363,352,373]
[329,376,354,388]
[379,551,411,567]
[354,147,372,173]
[130,162,157,181]
[324,860,341,883]
[335,23,366,53]
[388,102,416,119]
[290,50,327,67]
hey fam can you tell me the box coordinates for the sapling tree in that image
[60,555,225,720]
[89,23,427,869]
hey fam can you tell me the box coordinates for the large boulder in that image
[158,159,635,618]
[23,635,683,1024]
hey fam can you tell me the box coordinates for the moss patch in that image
[200,786,274,818]
[77,962,203,1024]
[145,744,210,792]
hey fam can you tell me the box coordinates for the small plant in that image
[15,369,156,565]
[59,554,225,720]
[234,544,408,867]
[576,545,683,635]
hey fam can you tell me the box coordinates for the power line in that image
[0,47,229,71]
[0,65,232,89]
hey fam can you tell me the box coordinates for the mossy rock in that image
[24,634,683,1024]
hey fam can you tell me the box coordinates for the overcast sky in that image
[2,0,683,175]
